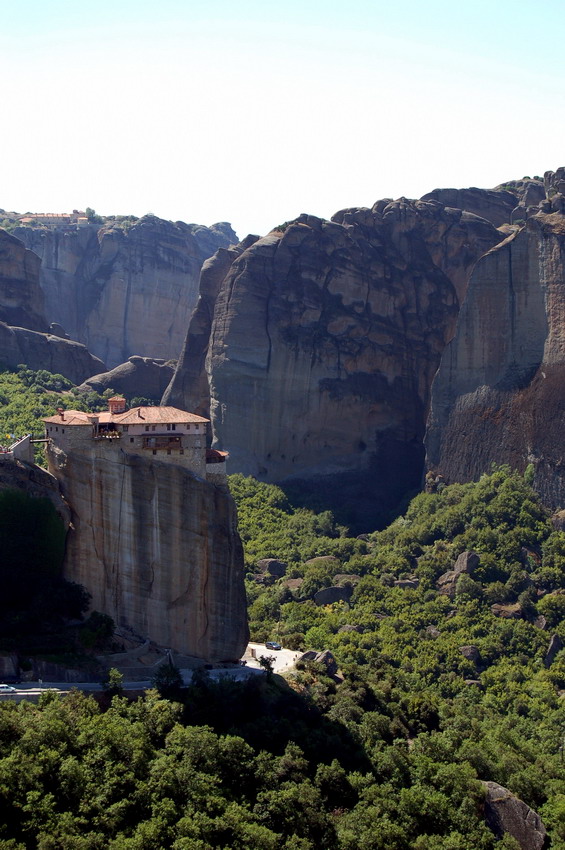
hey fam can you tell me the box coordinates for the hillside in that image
[0,469,563,847]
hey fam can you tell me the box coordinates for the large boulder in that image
[482,781,547,850]
[0,322,105,384]
[437,551,479,598]
[77,356,175,401]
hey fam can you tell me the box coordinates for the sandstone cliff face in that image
[47,442,248,662]
[167,201,501,528]
[15,217,237,368]
[0,229,47,331]
[0,229,106,382]
[426,210,565,509]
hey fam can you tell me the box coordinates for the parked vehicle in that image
[265,641,282,650]
[0,684,16,693]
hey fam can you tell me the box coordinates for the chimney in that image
[56,407,65,420]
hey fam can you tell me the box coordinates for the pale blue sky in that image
[2,0,564,237]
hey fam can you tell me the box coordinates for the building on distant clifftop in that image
[41,397,247,663]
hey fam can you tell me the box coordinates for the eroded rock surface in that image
[16,217,237,367]
[426,208,565,510]
[482,781,547,850]
[47,443,248,662]
[0,229,47,331]
[166,201,501,529]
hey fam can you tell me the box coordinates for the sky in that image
[2,0,565,239]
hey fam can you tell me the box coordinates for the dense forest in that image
[0,369,564,847]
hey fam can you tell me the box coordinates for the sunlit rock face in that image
[426,208,565,510]
[47,441,248,662]
[166,199,502,529]
[15,217,237,368]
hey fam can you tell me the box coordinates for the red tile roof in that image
[43,406,209,426]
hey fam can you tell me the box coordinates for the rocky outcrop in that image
[46,442,248,662]
[166,201,501,529]
[77,356,176,401]
[0,458,70,527]
[422,180,546,228]
[15,217,237,368]
[0,229,47,331]
[482,781,547,850]
[0,322,105,384]
[426,210,565,510]
[421,187,519,228]
[437,551,479,598]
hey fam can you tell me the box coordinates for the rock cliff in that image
[46,442,248,662]
[0,229,47,331]
[166,200,502,528]
[0,228,106,382]
[15,217,237,368]
[426,200,565,510]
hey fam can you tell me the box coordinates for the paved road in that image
[0,643,302,699]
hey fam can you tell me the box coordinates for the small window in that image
[130,438,134,443]
[167,449,171,455]
[180,449,184,455]
[62,429,65,433]
[166,424,170,431]
[152,450,156,455]
[152,425,156,431]
[145,426,150,431]
[171,424,176,431]
[55,427,58,432]
[122,425,128,432]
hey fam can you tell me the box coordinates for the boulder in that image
[437,551,479,597]
[314,649,338,675]
[491,603,522,619]
[333,573,361,586]
[256,558,287,578]
[459,645,481,665]
[78,356,175,401]
[394,579,419,589]
[544,633,563,668]
[482,781,547,850]
[338,624,363,634]
[314,586,351,606]
[0,322,106,384]
[425,625,440,638]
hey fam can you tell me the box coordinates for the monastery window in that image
[152,425,156,431]
[152,450,156,455]
[171,424,176,431]
[166,424,170,431]
[167,449,171,455]
[62,429,65,434]
[180,449,184,455]
[130,438,134,443]
[122,425,129,432]
[55,427,58,432]
[145,426,150,431]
